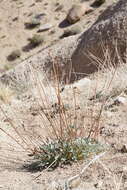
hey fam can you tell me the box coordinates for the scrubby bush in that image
[23,62,106,172]
[25,138,104,171]
[28,34,44,47]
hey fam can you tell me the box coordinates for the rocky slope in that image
[0,0,116,74]
[0,1,127,190]
[72,0,127,80]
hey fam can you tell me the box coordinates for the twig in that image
[34,155,60,180]
[64,151,106,190]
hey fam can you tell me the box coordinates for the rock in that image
[94,181,103,188]
[71,0,127,80]
[120,145,127,153]
[73,78,91,89]
[7,50,21,61]
[12,17,18,21]
[66,4,92,24]
[34,13,46,20]
[55,4,64,12]
[116,144,127,153]
[63,78,91,92]
[114,96,127,106]
[91,0,105,7]
[25,14,45,29]
[37,23,52,32]
[60,25,82,38]
[25,18,41,29]
[35,0,42,2]
[85,7,94,14]
[50,30,56,34]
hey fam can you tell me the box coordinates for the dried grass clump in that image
[23,61,107,171]
[1,42,124,172]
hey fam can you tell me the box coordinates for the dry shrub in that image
[28,34,44,47]
[1,42,125,171]
[23,60,107,171]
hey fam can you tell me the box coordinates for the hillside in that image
[0,0,127,190]
[0,0,116,72]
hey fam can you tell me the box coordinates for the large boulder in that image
[66,3,93,24]
[71,0,127,80]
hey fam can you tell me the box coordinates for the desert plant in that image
[28,34,44,47]
[1,46,119,173]
[25,138,105,171]
[2,44,122,173]
[21,59,108,172]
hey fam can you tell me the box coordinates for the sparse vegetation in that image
[25,138,105,171]
[28,34,44,47]
[20,62,108,172]
[0,46,127,189]
[0,0,127,189]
